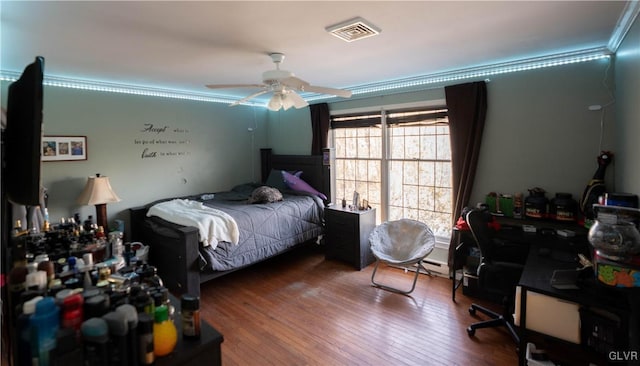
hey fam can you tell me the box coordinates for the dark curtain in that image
[445,81,487,271]
[309,103,330,155]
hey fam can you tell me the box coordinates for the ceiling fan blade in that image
[302,85,352,98]
[206,83,265,90]
[229,90,270,107]
[282,77,351,98]
[286,91,309,109]
[281,76,310,90]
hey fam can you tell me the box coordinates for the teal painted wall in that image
[265,107,313,155]
[4,26,639,234]
[1,84,268,232]
[615,15,640,196]
[272,59,619,207]
[471,58,618,205]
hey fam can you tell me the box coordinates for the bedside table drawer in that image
[325,220,357,237]
[324,206,376,270]
[325,212,356,229]
[325,237,353,259]
[325,232,354,249]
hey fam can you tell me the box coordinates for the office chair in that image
[369,219,436,295]
[465,208,527,343]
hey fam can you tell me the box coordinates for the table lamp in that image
[77,174,121,231]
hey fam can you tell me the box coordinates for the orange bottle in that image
[153,305,177,357]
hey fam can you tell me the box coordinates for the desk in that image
[157,294,224,366]
[452,219,588,302]
[518,244,639,366]
[452,219,639,365]
[49,293,224,366]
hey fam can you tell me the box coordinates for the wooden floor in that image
[199,244,519,366]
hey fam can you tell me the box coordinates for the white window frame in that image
[329,100,453,248]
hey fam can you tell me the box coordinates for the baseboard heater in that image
[391,259,449,278]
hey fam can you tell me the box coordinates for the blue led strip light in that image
[0,73,254,106]
[305,48,612,102]
[608,0,640,52]
[0,48,612,107]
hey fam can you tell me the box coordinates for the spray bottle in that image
[30,297,60,366]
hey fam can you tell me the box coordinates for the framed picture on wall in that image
[42,135,87,162]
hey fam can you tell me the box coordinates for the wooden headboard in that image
[260,148,331,204]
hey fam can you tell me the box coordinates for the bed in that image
[129,149,331,296]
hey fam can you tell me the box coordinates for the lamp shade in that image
[77,175,121,205]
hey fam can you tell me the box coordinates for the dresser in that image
[324,206,376,270]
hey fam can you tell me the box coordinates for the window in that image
[331,107,452,239]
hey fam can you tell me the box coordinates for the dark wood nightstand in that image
[324,205,376,270]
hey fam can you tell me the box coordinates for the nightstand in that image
[324,206,376,270]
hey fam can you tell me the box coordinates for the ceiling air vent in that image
[326,17,381,43]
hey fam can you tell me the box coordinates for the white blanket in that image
[147,199,239,249]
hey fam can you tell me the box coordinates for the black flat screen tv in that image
[5,56,45,206]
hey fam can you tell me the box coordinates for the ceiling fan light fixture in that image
[208,53,352,109]
[282,94,296,111]
[267,91,309,111]
[267,93,283,111]
[288,91,309,109]
[326,17,381,43]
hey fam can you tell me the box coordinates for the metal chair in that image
[368,219,436,294]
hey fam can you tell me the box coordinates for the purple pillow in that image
[281,170,328,201]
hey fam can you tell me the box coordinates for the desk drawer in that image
[514,286,581,344]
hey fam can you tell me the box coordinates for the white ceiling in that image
[0,1,635,105]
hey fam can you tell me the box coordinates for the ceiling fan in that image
[206,53,352,111]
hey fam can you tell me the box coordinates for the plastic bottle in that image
[83,215,94,233]
[549,192,578,222]
[81,317,109,366]
[102,311,129,366]
[137,313,155,366]
[513,193,524,219]
[525,187,548,219]
[116,304,139,366]
[134,291,154,317]
[53,326,78,365]
[13,219,24,237]
[25,270,47,295]
[135,264,163,288]
[42,208,50,232]
[30,296,60,366]
[108,231,124,260]
[181,294,201,339]
[36,260,55,288]
[153,305,177,357]
[62,257,82,289]
[123,242,134,267]
[17,296,43,366]
[95,226,106,239]
[61,292,84,336]
[9,263,29,322]
[156,287,174,320]
[84,293,111,319]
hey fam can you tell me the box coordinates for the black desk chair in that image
[465,208,527,343]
